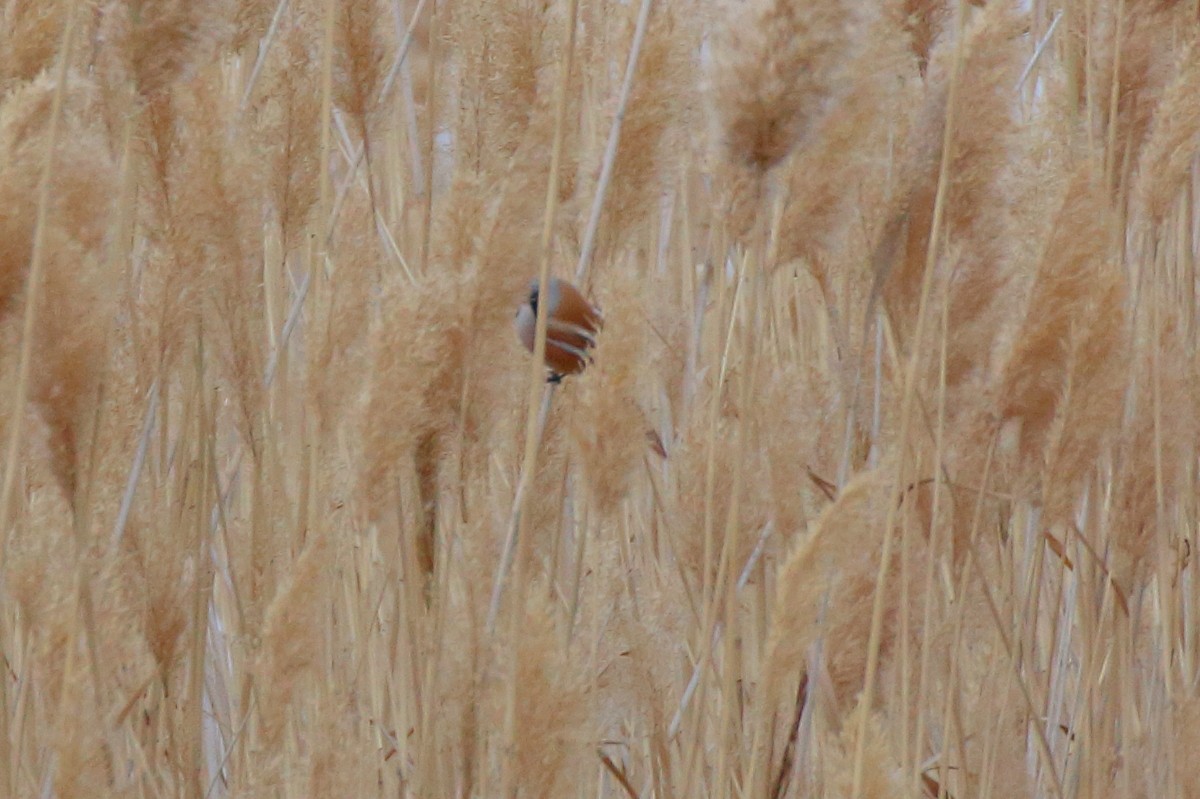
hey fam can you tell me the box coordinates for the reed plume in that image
[709,0,862,170]
[0,1,1197,797]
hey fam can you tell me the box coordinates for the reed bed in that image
[0,0,1198,796]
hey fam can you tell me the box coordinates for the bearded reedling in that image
[515,277,603,382]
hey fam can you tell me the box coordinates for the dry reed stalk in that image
[1089,0,1184,192]
[572,0,655,284]
[496,1,580,791]
[820,696,907,797]
[586,0,695,263]
[669,405,770,600]
[230,0,280,53]
[846,0,973,792]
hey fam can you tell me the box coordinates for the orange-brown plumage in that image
[515,277,603,380]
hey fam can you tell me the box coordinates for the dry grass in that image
[1,0,1199,796]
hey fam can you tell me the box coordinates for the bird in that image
[515,276,603,383]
